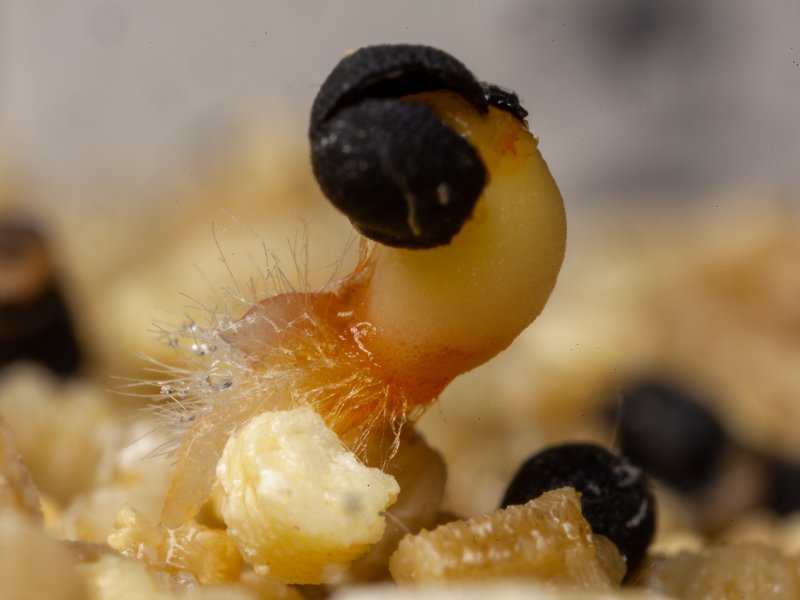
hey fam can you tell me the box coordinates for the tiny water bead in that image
[190,342,214,356]
[501,443,655,574]
[205,368,233,391]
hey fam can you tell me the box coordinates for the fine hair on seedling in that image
[148,216,416,448]
[136,216,423,526]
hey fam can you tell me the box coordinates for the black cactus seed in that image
[310,98,486,249]
[0,216,83,376]
[501,442,656,574]
[614,380,727,491]
[310,44,508,249]
[309,44,487,133]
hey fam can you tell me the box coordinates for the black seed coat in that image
[483,83,529,122]
[766,458,800,516]
[309,44,498,249]
[615,380,726,491]
[0,284,83,376]
[501,442,655,575]
[311,98,486,248]
[0,218,83,376]
[310,44,487,132]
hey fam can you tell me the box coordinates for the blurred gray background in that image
[1,0,799,209]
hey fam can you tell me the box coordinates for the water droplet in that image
[160,385,174,396]
[191,342,214,356]
[207,369,233,391]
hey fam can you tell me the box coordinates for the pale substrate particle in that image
[644,543,800,599]
[79,553,305,600]
[216,407,400,584]
[389,487,625,589]
[0,416,42,517]
[0,365,118,504]
[0,511,87,600]
[331,583,671,600]
[108,506,244,585]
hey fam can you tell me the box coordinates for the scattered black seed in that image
[501,442,655,574]
[482,83,528,122]
[311,98,486,248]
[765,457,800,516]
[613,380,726,492]
[0,217,83,376]
[310,44,515,249]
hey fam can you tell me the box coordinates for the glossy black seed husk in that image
[309,44,499,249]
[483,83,529,122]
[312,100,486,248]
[0,218,83,376]
[310,44,487,133]
[765,458,800,516]
[502,443,655,574]
[311,98,486,248]
[614,380,726,491]
[0,284,83,376]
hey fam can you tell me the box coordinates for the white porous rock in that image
[216,407,400,584]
